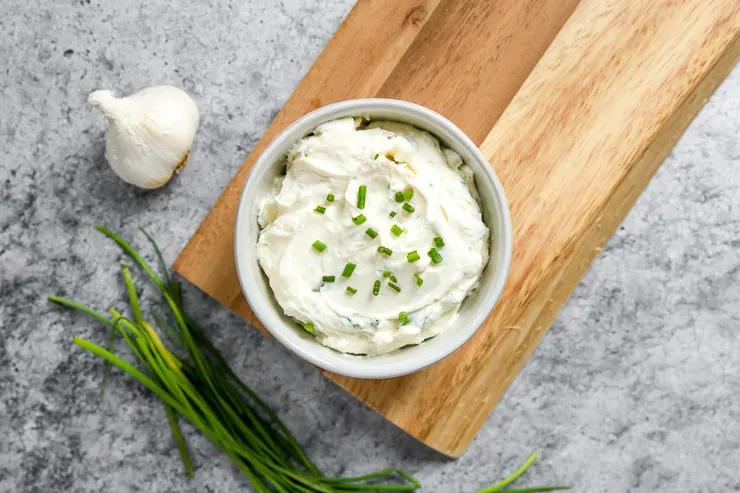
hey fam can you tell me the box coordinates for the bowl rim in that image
[234,98,513,379]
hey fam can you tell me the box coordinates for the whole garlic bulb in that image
[89,86,200,189]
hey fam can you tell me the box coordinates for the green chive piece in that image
[428,247,442,264]
[383,269,391,278]
[365,228,378,239]
[434,236,445,248]
[403,188,414,201]
[312,240,327,252]
[394,191,405,202]
[352,214,367,225]
[327,193,335,202]
[322,276,335,282]
[303,322,315,333]
[390,275,398,283]
[377,246,393,256]
[373,280,381,296]
[388,282,401,293]
[407,250,420,263]
[357,185,367,210]
[414,273,423,286]
[342,263,357,278]
[314,205,326,214]
[402,203,415,214]
[399,312,409,325]
[374,154,379,160]
[346,287,357,295]
[389,211,397,217]
[391,224,403,236]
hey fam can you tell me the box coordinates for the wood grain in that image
[175,0,740,457]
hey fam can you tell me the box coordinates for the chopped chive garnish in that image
[374,154,379,160]
[403,188,414,201]
[342,263,356,278]
[322,275,335,282]
[433,236,445,248]
[388,282,401,293]
[314,205,326,214]
[303,322,315,333]
[373,280,380,296]
[428,247,442,264]
[365,228,378,239]
[357,185,367,210]
[377,246,393,256]
[394,191,405,202]
[389,211,397,217]
[390,275,398,283]
[326,193,335,202]
[407,250,420,262]
[388,136,392,140]
[398,312,409,325]
[383,269,391,278]
[346,287,357,295]
[414,273,423,286]
[391,224,403,236]
[352,214,367,225]
[312,240,327,252]
[402,203,415,213]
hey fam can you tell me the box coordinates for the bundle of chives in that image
[48,226,571,493]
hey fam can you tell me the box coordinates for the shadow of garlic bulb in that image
[89,86,199,189]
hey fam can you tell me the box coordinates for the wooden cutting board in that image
[174,0,740,457]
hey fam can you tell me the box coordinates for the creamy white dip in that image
[256,117,489,355]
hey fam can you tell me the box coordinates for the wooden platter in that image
[174,0,740,457]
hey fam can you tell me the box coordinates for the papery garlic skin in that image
[89,86,199,189]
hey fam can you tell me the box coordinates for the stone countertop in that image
[1,1,738,492]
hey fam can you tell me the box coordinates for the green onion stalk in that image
[49,225,570,493]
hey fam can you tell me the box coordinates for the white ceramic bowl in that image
[234,99,512,379]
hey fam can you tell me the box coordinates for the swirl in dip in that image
[256,117,489,355]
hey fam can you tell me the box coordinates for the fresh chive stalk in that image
[357,185,367,210]
[394,191,405,202]
[383,270,391,278]
[366,228,378,239]
[322,276,336,282]
[314,205,326,214]
[342,263,357,278]
[352,214,367,225]
[48,226,571,493]
[390,275,398,283]
[403,188,414,201]
[414,273,423,286]
[346,287,357,295]
[434,236,445,248]
[327,193,335,202]
[407,251,420,263]
[373,280,381,296]
[388,282,401,293]
[402,203,415,213]
[374,154,379,160]
[391,225,403,236]
[389,211,397,217]
[398,312,409,325]
[312,240,327,252]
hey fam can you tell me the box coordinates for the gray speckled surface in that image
[1,1,739,492]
